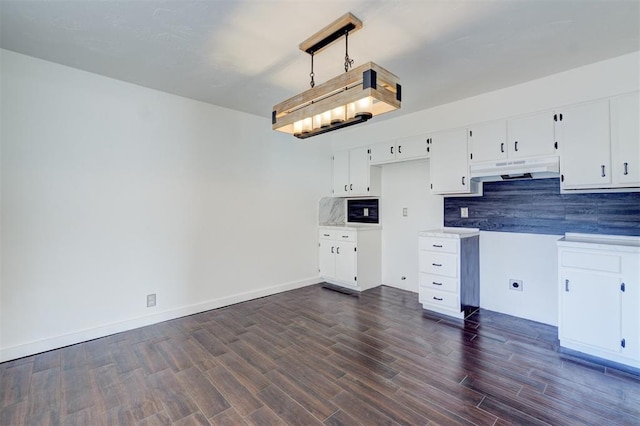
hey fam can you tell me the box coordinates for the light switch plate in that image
[402,208,408,217]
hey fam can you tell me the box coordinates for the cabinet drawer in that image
[419,237,458,254]
[419,273,458,293]
[420,288,459,309]
[419,252,458,277]
[318,229,356,242]
[561,250,621,273]
[319,229,336,239]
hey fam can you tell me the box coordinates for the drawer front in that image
[319,229,357,242]
[419,237,458,254]
[561,250,621,273]
[420,287,459,309]
[419,273,458,293]
[319,229,335,240]
[419,252,458,277]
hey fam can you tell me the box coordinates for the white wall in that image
[333,51,639,325]
[0,50,332,361]
[379,160,442,292]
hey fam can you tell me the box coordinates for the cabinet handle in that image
[621,339,626,348]
[344,184,348,192]
[514,141,519,152]
[323,233,330,237]
[432,263,442,267]
[398,145,402,154]
[331,246,334,253]
[433,297,443,301]
[336,247,340,254]
[350,184,353,191]
[391,146,394,154]
[565,279,569,292]
[500,142,504,153]
[342,235,349,238]
[624,162,629,175]
[601,165,606,178]
[432,244,443,248]
[462,176,466,186]
[432,281,443,286]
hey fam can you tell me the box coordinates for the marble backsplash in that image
[319,197,345,225]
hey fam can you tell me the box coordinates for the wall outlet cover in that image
[460,207,469,218]
[147,293,157,307]
[509,279,523,291]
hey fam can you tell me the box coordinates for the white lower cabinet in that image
[557,234,640,369]
[319,226,381,291]
[418,228,480,319]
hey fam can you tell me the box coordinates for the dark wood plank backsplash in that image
[444,178,640,236]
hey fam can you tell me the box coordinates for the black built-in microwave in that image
[347,199,379,224]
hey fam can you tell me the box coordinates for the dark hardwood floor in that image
[1,284,639,425]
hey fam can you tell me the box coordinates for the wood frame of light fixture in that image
[272,13,401,139]
[272,62,401,138]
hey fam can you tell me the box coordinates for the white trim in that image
[0,277,322,363]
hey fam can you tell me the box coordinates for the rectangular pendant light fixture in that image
[272,13,401,139]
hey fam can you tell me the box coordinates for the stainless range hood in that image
[469,156,560,182]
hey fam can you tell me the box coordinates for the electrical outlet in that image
[509,279,523,291]
[402,207,408,217]
[147,293,156,307]
[460,207,469,218]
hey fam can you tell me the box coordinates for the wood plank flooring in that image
[1,284,639,425]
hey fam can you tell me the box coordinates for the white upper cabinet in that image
[429,128,470,194]
[332,147,380,197]
[468,120,508,163]
[611,91,640,187]
[331,150,351,196]
[507,111,558,159]
[559,91,639,192]
[558,99,611,189]
[369,135,428,165]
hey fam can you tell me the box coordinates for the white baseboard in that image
[0,276,323,363]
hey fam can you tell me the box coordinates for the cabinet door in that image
[335,242,357,285]
[468,120,508,162]
[611,92,640,186]
[559,100,611,189]
[318,240,336,279]
[429,128,469,194]
[396,136,428,161]
[621,253,640,360]
[508,111,557,158]
[560,271,622,353]
[369,143,396,165]
[348,147,370,195]
[332,150,350,196]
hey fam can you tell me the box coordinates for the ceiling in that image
[1,0,638,121]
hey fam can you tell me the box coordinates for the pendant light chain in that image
[309,52,315,88]
[344,31,354,72]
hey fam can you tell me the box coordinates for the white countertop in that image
[320,223,382,231]
[557,233,640,251]
[419,227,480,238]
